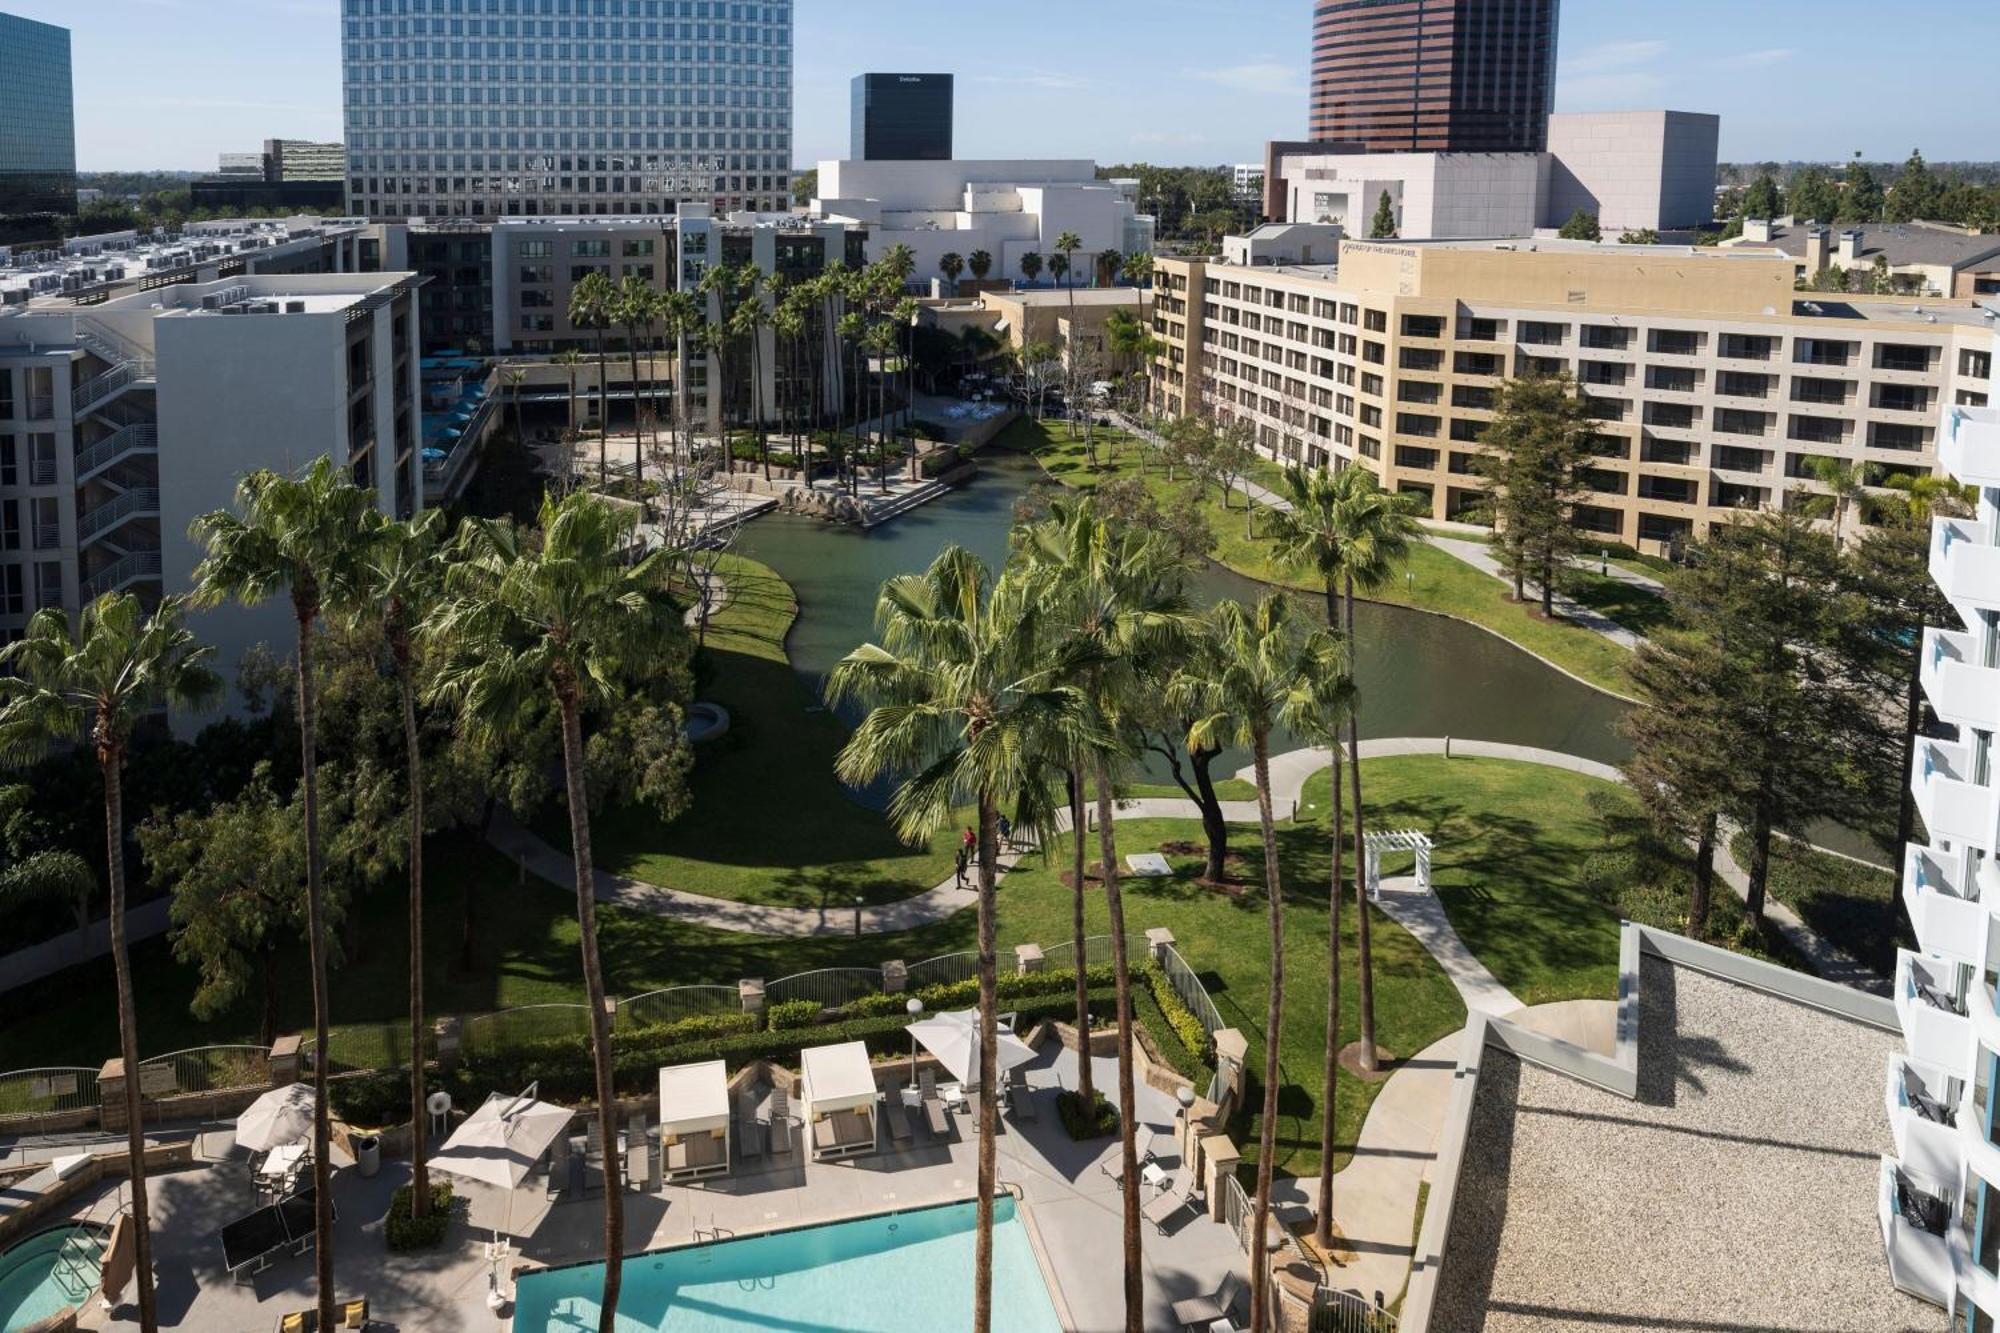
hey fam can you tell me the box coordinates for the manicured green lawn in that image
[1123,778,1259,802]
[1566,569,1675,638]
[1731,831,1904,973]
[537,554,961,909]
[1005,419,1638,696]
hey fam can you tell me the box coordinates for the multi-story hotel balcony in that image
[1903,842,1985,968]
[1941,405,2000,490]
[1933,517,2000,618]
[1911,737,1999,851]
[1885,1052,1963,1183]
[1879,1156,1958,1307]
[1895,950,1976,1071]
[1922,628,2000,732]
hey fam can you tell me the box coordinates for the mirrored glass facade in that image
[0,14,77,219]
[341,0,792,220]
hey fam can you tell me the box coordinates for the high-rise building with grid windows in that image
[340,0,793,221]
[0,12,77,226]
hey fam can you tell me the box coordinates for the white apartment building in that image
[1883,324,2000,1325]
[811,159,1156,289]
[1152,239,1999,554]
[340,0,794,220]
[0,272,422,704]
[1231,164,1265,206]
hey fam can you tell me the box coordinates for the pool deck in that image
[67,1047,1241,1332]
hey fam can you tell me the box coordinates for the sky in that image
[9,0,1994,173]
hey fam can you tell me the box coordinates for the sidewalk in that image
[1425,535,1642,651]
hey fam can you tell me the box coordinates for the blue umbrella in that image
[422,447,448,460]
[439,427,463,439]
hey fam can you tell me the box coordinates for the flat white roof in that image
[657,1059,730,1131]
[800,1040,876,1113]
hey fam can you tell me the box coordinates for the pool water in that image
[0,1227,104,1332]
[512,1197,1064,1332]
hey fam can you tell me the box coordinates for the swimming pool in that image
[0,1226,104,1332]
[512,1197,1064,1332]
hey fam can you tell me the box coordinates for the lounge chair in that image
[1005,1067,1037,1121]
[767,1087,793,1156]
[1172,1272,1244,1329]
[1143,1180,1197,1234]
[223,1186,331,1285]
[547,1131,575,1200]
[735,1097,766,1161]
[887,1096,914,1146]
[628,1110,656,1192]
[272,1297,373,1331]
[922,1095,952,1140]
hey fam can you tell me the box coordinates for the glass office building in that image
[0,14,77,220]
[341,0,792,220]
[850,73,952,162]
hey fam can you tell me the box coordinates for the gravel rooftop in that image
[1431,956,1947,1333]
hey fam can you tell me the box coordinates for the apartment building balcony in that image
[1931,517,2000,617]
[1941,406,2000,489]
[70,358,157,418]
[1911,737,1998,851]
[73,423,159,485]
[1905,842,1984,968]
[1886,1053,1963,1183]
[1923,627,2000,731]
[81,549,163,600]
[77,488,160,545]
[1878,1157,1957,1308]
[1896,950,1977,1074]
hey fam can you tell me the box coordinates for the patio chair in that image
[767,1086,793,1156]
[547,1130,574,1200]
[1143,1179,1197,1235]
[1005,1067,1037,1122]
[886,1095,914,1146]
[627,1109,656,1193]
[1172,1271,1244,1329]
[735,1097,766,1161]
[917,1069,939,1102]
[922,1092,953,1140]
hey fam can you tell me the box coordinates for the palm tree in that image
[1096,248,1122,288]
[568,271,617,487]
[893,297,922,472]
[1277,643,1357,1253]
[880,242,917,294]
[191,457,380,1331]
[1804,454,1876,544]
[615,276,657,479]
[1054,230,1084,358]
[939,251,965,296]
[1047,251,1071,294]
[348,509,446,1219]
[1013,498,1193,1333]
[865,320,900,492]
[729,271,773,483]
[555,348,586,486]
[427,493,680,1333]
[1266,464,1418,1074]
[1019,251,1044,287]
[0,593,219,1333]
[657,289,702,469]
[772,293,809,478]
[968,249,993,284]
[828,547,1092,1333]
[1180,594,1337,1333]
[502,366,528,446]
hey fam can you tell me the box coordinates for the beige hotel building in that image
[1150,239,1998,553]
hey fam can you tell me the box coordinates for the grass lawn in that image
[1731,831,1904,974]
[1122,778,1259,802]
[1565,568,1675,638]
[536,554,961,910]
[1005,419,1639,696]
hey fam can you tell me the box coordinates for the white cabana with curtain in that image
[906,1009,1037,1088]
[658,1060,731,1181]
[799,1041,878,1160]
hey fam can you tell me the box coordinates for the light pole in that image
[853,895,864,937]
[906,997,924,1092]
[1176,1082,1197,1163]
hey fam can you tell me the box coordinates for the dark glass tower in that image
[0,13,77,221]
[850,74,953,162]
[1309,0,1558,153]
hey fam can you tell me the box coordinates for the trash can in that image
[353,1133,381,1179]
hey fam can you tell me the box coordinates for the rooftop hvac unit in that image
[1,290,26,306]
[285,300,306,314]
[201,294,221,310]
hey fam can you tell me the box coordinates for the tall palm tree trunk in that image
[627,336,645,482]
[1691,810,1717,939]
[557,683,624,1333]
[1314,749,1343,1250]
[102,746,158,1333]
[294,604,336,1330]
[1094,762,1142,1333]
[1069,772,1094,1113]
[1343,575,1378,1072]
[596,330,610,488]
[973,793,1001,1333]
[1248,734,1285,1333]
[397,650,430,1218]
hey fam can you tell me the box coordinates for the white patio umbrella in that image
[906,1009,1037,1087]
[235,1083,316,1153]
[429,1088,575,1246]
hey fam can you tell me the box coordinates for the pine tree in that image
[1369,191,1398,239]
[1842,153,1885,222]
[1888,148,1938,223]
[1741,171,1783,220]
[1558,209,1602,241]
[1474,372,1594,615]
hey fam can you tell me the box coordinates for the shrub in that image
[1141,963,1214,1064]
[765,999,822,1031]
[385,1182,456,1252]
[1055,1089,1118,1141]
[623,1010,757,1043]
[330,1070,416,1128]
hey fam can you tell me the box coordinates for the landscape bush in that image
[1055,1088,1119,1141]
[329,1070,417,1128]
[1141,963,1214,1064]
[764,998,822,1031]
[385,1182,456,1252]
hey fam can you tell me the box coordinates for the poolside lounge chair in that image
[922,1093,952,1139]
[766,1086,793,1156]
[735,1096,766,1161]
[628,1110,657,1192]
[1172,1272,1244,1329]
[887,1096,913,1146]
[272,1297,373,1331]
[1143,1180,1197,1234]
[1005,1068,1037,1122]
[547,1130,575,1200]
[222,1185,331,1284]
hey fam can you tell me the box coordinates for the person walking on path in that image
[997,814,1012,848]
[962,827,976,854]
[954,846,969,888]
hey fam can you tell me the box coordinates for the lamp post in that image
[853,895,864,937]
[1176,1082,1197,1163]
[906,997,924,1092]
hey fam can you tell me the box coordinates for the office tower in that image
[264,140,347,183]
[341,0,794,221]
[1308,0,1559,153]
[849,74,953,162]
[0,13,77,224]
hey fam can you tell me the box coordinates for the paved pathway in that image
[1426,535,1643,650]
[1373,875,1524,1016]
[1713,824,1889,996]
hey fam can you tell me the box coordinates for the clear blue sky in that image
[9,0,1992,172]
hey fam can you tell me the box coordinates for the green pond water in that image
[733,449,1634,775]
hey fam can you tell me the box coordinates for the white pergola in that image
[1364,829,1433,898]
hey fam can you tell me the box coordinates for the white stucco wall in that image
[1545,111,1720,233]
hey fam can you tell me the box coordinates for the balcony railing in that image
[1885,1052,1962,1183]
[82,549,163,600]
[1910,737,1997,851]
[1877,1157,1956,1308]
[1922,627,2000,732]
[74,423,158,482]
[1941,406,2000,490]
[77,488,160,543]
[1896,950,1976,1073]
[1902,845,1985,968]
[1931,517,2000,617]
[70,359,156,416]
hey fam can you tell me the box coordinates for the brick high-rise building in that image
[1309,0,1559,154]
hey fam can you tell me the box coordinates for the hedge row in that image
[1141,965,1215,1065]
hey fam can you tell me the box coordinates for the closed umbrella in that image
[906,1009,1036,1088]
[235,1083,316,1153]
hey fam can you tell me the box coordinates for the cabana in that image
[658,1060,731,1181]
[798,1041,878,1160]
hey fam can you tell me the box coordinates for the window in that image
[1637,476,1698,504]
[1457,317,1502,342]
[1398,381,1441,404]
[621,239,655,257]
[1363,309,1387,333]
[1875,344,1934,373]
[1580,362,1627,387]
[1450,418,1485,443]
[1581,325,1632,351]
[1401,314,1445,339]
[1960,348,1993,380]
[1871,422,1931,451]
[1649,330,1704,357]
[1396,413,1440,438]
[34,562,60,611]
[1788,415,1849,445]
[0,372,10,419]
[1719,334,1776,361]
[572,239,611,257]
[1584,468,1628,495]
[1714,445,1768,474]
[1399,347,1442,372]
[1453,352,1501,377]
[1874,385,1932,413]
[0,566,20,617]
[1518,321,1568,346]
[1791,377,1851,406]
[1714,409,1771,437]
[1639,514,1693,546]
[1644,402,1698,430]
[1394,446,1438,470]
[571,264,607,282]
[0,501,14,551]
[1718,371,1773,399]
[1452,385,1495,411]
[518,241,552,259]
[1647,366,1700,393]
[519,265,552,284]
[0,437,13,487]
[1796,339,1855,367]
[31,498,58,550]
